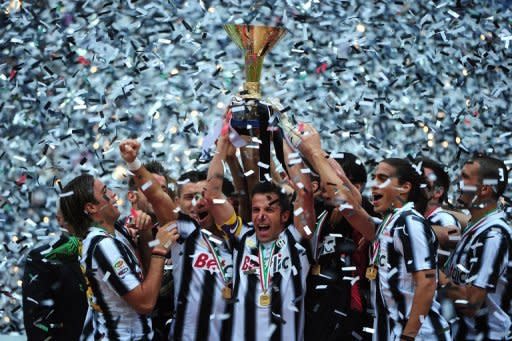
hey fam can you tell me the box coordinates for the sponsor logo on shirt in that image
[241,254,260,274]
[192,252,232,274]
[446,264,468,283]
[240,253,291,275]
[271,253,291,274]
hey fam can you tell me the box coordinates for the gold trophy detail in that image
[224,24,287,100]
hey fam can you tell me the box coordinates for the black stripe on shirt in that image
[401,214,436,272]
[93,240,133,296]
[81,311,94,339]
[196,270,215,341]
[222,232,251,340]
[85,236,121,340]
[474,304,490,339]
[428,309,448,341]
[386,239,407,325]
[244,241,258,341]
[375,280,389,340]
[286,229,304,339]
[173,228,199,340]
[270,268,282,341]
[471,228,508,291]
[138,314,151,341]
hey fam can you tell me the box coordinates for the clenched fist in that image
[119,139,141,163]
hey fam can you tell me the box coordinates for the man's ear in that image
[399,181,412,195]
[353,182,363,192]
[127,191,138,205]
[281,210,290,224]
[311,180,320,193]
[84,202,96,215]
[480,185,494,199]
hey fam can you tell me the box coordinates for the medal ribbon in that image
[461,208,500,236]
[202,234,231,285]
[258,242,276,294]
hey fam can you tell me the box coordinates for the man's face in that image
[423,167,438,203]
[178,180,213,228]
[251,193,290,243]
[371,162,404,214]
[90,179,120,225]
[458,161,481,208]
[131,173,167,216]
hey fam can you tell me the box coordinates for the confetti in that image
[148,240,160,248]
[257,162,269,169]
[293,207,304,216]
[141,180,153,192]
[1,1,511,334]
[244,170,255,177]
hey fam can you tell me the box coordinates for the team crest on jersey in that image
[276,238,286,249]
[113,258,129,277]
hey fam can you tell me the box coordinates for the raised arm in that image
[119,139,177,225]
[205,133,236,227]
[224,140,251,223]
[282,140,315,239]
[295,124,376,241]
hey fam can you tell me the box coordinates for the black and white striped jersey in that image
[80,226,152,341]
[426,207,461,230]
[372,202,450,340]
[170,213,236,341]
[444,210,512,340]
[230,224,312,341]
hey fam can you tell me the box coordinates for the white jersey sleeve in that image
[394,214,437,272]
[93,238,141,296]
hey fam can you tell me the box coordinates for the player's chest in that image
[239,237,292,278]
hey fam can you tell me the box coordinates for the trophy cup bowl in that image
[224,24,287,130]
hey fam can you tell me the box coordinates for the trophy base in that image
[230,97,270,134]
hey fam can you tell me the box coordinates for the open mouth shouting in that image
[372,193,383,207]
[254,223,274,242]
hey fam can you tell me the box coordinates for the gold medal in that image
[365,265,378,280]
[222,286,232,300]
[259,293,271,307]
[311,264,321,275]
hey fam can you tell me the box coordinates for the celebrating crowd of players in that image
[22,112,511,341]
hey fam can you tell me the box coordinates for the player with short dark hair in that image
[441,154,512,340]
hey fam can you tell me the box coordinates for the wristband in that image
[151,248,167,257]
[400,335,415,341]
[127,158,142,171]
[151,254,165,260]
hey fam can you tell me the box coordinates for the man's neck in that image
[469,201,498,223]
[424,202,441,218]
[93,219,116,235]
